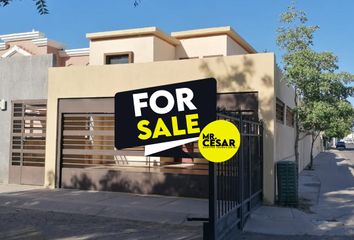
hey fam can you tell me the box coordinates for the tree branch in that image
[298,131,312,141]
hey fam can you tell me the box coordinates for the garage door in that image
[57,98,209,198]
[9,100,46,185]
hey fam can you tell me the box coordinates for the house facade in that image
[0,27,322,204]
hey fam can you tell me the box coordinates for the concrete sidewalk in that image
[244,151,354,236]
[0,184,208,226]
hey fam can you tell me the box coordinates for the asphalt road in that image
[0,204,352,240]
[0,206,203,240]
[337,143,354,164]
[1,147,354,239]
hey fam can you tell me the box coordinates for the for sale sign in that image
[115,78,216,156]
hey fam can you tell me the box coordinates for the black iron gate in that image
[204,113,263,240]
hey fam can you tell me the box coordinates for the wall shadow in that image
[62,169,209,199]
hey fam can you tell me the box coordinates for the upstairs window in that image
[105,52,133,65]
[276,98,285,123]
[286,107,295,127]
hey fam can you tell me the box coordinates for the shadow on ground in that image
[0,206,202,240]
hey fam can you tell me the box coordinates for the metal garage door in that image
[57,98,209,197]
[9,100,47,185]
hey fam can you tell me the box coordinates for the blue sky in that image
[1,0,353,102]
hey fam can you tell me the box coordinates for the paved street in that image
[0,205,352,240]
[0,206,203,240]
[0,185,207,239]
[0,148,354,239]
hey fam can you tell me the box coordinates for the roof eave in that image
[171,26,257,54]
[86,27,180,46]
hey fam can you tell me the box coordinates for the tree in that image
[0,0,142,15]
[277,3,354,169]
[298,100,354,167]
[321,101,354,139]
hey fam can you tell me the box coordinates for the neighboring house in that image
[0,27,322,205]
[0,31,89,186]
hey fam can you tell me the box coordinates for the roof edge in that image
[86,27,180,46]
[0,31,45,42]
[171,26,257,53]
[32,38,64,49]
[59,48,89,57]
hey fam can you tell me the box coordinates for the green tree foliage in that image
[0,0,142,15]
[277,3,354,169]
[321,101,354,139]
[0,0,48,14]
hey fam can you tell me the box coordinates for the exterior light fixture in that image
[0,99,7,111]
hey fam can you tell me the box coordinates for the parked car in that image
[336,141,346,149]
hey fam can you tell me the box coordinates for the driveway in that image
[0,206,203,240]
[0,185,208,239]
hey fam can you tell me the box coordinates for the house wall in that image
[299,133,322,171]
[88,32,250,63]
[0,54,54,183]
[175,35,228,59]
[275,66,296,163]
[153,37,175,61]
[59,55,89,67]
[89,36,155,65]
[46,53,277,203]
[0,40,47,56]
[226,36,248,55]
[275,66,322,174]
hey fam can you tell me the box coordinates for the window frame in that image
[286,106,295,127]
[179,57,199,60]
[104,51,134,65]
[276,98,285,124]
[202,54,224,58]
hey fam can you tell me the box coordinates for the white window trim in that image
[1,45,32,58]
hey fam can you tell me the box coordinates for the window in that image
[286,107,294,127]
[105,52,133,65]
[179,57,199,60]
[276,98,285,123]
[203,54,224,58]
[217,92,259,121]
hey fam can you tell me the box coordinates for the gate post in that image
[205,161,217,240]
[239,113,245,229]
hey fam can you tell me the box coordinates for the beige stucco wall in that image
[299,133,322,171]
[153,37,175,61]
[0,40,47,56]
[275,67,296,163]
[274,66,322,172]
[176,35,248,59]
[59,55,89,67]
[46,53,277,203]
[88,33,250,64]
[175,35,228,59]
[89,36,155,65]
[226,36,248,55]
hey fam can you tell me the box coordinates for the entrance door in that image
[9,100,47,185]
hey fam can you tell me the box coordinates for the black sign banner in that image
[115,78,217,152]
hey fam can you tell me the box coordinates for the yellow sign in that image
[198,120,241,163]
